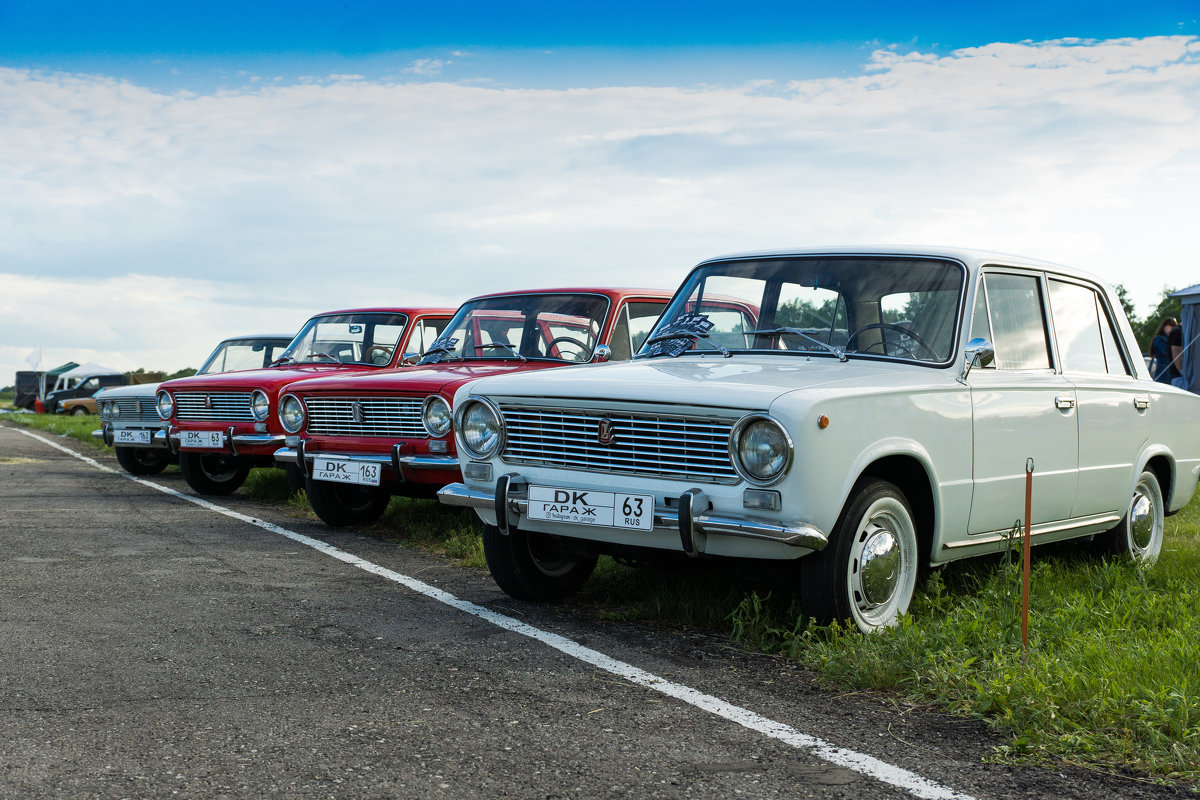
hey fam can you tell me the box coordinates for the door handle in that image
[1134,396,1150,410]
[1055,396,1075,410]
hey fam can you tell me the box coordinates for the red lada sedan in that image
[157,307,455,495]
[274,288,672,526]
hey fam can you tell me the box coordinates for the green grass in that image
[2,410,114,453]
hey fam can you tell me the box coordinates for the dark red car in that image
[274,288,672,526]
[157,307,455,495]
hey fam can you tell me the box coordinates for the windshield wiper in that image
[642,313,731,359]
[417,337,463,366]
[268,355,298,367]
[473,343,527,362]
[749,328,847,362]
[304,352,342,365]
[643,331,731,358]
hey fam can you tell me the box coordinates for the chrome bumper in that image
[274,445,458,480]
[94,425,171,449]
[437,478,828,555]
[169,426,284,456]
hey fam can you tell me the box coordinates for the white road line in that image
[11,427,979,800]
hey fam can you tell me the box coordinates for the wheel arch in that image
[855,454,936,568]
[1142,451,1175,513]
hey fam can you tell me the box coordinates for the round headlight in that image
[110,401,120,418]
[251,389,270,421]
[731,415,792,485]
[422,395,453,437]
[279,394,305,433]
[456,399,503,458]
[156,391,174,420]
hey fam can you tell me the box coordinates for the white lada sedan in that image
[437,247,1200,633]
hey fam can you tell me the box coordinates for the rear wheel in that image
[115,446,171,476]
[482,524,598,601]
[178,452,251,495]
[1092,470,1164,564]
[70,406,88,417]
[800,478,919,633]
[305,475,391,526]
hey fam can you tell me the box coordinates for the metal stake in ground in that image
[1022,457,1034,651]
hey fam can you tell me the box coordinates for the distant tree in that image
[1113,284,1138,328]
[1134,287,1183,353]
[164,367,197,380]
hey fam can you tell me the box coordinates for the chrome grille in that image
[498,404,739,484]
[175,392,254,422]
[115,398,158,421]
[304,396,426,438]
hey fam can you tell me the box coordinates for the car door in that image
[1046,277,1149,519]
[967,270,1078,535]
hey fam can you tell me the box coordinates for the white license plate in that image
[527,485,654,531]
[180,430,226,449]
[312,457,381,487]
[114,429,152,445]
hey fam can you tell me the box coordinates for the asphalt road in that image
[0,422,1191,800]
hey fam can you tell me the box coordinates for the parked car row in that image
[96,247,1200,633]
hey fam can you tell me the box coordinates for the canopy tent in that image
[1169,285,1200,393]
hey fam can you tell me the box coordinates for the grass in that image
[1,408,114,453]
[7,408,1197,785]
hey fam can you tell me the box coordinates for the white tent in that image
[51,362,123,392]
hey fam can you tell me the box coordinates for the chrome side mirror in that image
[592,344,612,363]
[958,337,995,384]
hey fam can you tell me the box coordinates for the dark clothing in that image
[1168,325,1183,380]
[1152,333,1172,382]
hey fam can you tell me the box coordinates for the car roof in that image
[219,334,295,342]
[306,307,457,316]
[461,287,675,303]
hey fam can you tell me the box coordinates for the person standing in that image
[1152,317,1177,383]
[1168,318,1187,389]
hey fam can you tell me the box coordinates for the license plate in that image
[180,430,225,449]
[527,485,654,531]
[312,457,381,487]
[114,429,152,445]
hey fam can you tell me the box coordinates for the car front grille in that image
[174,392,254,422]
[115,398,159,422]
[304,397,426,438]
[497,403,739,484]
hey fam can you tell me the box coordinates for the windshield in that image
[279,313,410,366]
[419,294,609,365]
[197,338,291,375]
[639,256,966,364]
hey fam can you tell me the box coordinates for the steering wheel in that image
[845,323,938,360]
[544,336,591,361]
[365,345,393,365]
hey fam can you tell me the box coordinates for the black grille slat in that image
[499,404,739,484]
[114,398,159,422]
[305,397,426,438]
[175,392,253,422]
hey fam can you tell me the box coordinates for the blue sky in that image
[2,2,1199,380]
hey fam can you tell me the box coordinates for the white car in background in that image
[439,247,1200,633]
[96,334,292,475]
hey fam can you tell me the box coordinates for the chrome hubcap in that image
[1129,485,1157,554]
[858,525,900,608]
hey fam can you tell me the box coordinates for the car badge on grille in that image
[204,395,213,409]
[597,417,616,446]
[351,401,365,423]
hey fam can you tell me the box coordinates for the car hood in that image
[160,364,368,394]
[465,355,954,411]
[97,382,161,399]
[282,361,562,397]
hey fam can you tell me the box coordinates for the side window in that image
[608,305,633,361]
[1046,280,1131,376]
[981,273,1051,370]
[409,318,449,354]
[626,302,666,351]
[969,283,993,358]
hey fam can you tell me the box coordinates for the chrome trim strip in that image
[436,482,827,551]
[943,513,1122,550]
[230,433,286,447]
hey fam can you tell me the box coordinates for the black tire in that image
[115,446,171,476]
[1092,470,1164,564]
[800,478,920,633]
[481,523,598,601]
[178,451,251,495]
[305,475,391,527]
[70,406,88,417]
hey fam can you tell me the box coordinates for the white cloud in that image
[2,35,1200,385]
[404,58,449,76]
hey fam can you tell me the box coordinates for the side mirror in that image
[959,337,995,383]
[593,344,612,363]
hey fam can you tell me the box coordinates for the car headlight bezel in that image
[422,394,453,438]
[251,389,270,422]
[729,413,793,486]
[278,394,306,434]
[454,398,504,459]
[155,391,174,420]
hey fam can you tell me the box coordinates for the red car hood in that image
[160,364,376,394]
[282,361,561,397]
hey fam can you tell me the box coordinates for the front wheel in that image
[1092,470,1164,564]
[178,452,251,495]
[71,406,88,417]
[115,446,172,476]
[800,478,920,633]
[305,475,391,527]
[482,524,598,601]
